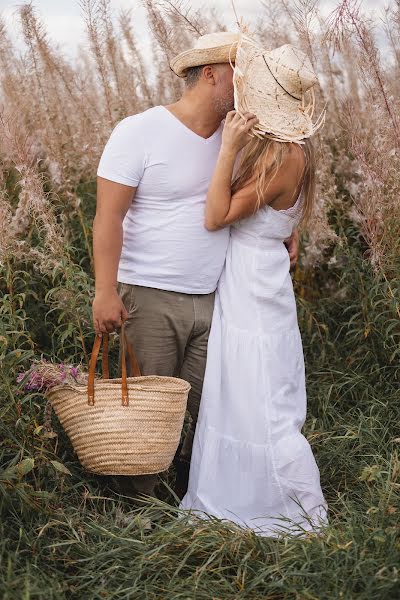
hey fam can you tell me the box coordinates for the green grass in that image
[1,216,399,599]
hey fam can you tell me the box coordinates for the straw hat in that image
[170,31,239,78]
[233,34,325,143]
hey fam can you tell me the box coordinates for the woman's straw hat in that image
[170,31,239,78]
[233,33,325,143]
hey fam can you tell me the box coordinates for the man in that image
[92,32,299,500]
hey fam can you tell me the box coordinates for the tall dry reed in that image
[0,0,399,277]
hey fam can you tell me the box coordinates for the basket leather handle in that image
[87,322,141,406]
[102,333,109,378]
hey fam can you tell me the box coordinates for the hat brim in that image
[234,84,316,142]
[170,43,237,78]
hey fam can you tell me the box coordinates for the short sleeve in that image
[97,116,145,187]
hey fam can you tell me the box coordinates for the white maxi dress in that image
[180,191,329,537]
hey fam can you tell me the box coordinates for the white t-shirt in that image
[97,105,230,294]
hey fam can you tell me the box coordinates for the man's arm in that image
[284,229,300,269]
[92,177,136,334]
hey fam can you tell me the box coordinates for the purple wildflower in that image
[59,363,66,381]
[16,360,87,392]
[25,371,45,392]
[70,366,79,379]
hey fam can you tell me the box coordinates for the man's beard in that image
[213,95,235,118]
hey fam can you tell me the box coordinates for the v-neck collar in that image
[160,105,222,144]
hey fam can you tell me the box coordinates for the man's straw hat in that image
[233,34,325,143]
[170,31,239,78]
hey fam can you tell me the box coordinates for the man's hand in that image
[92,288,128,335]
[284,229,300,269]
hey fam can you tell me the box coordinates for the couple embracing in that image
[93,30,329,538]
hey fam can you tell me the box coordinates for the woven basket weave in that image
[46,324,191,475]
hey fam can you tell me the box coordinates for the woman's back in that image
[231,183,304,243]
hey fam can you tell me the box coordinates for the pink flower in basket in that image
[16,359,88,392]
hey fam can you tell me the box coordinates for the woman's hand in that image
[221,110,259,154]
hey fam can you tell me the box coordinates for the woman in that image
[179,38,329,537]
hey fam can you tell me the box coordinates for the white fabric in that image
[97,105,230,294]
[180,193,329,538]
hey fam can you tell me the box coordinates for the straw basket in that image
[46,323,191,475]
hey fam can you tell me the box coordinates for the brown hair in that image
[231,136,316,225]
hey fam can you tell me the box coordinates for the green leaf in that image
[50,460,72,475]
[16,458,35,476]
[359,465,381,482]
[42,431,58,439]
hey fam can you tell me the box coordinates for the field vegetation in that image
[0,0,399,598]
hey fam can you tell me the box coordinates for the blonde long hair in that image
[231,136,316,225]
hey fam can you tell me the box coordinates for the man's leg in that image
[175,292,215,497]
[114,283,194,500]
